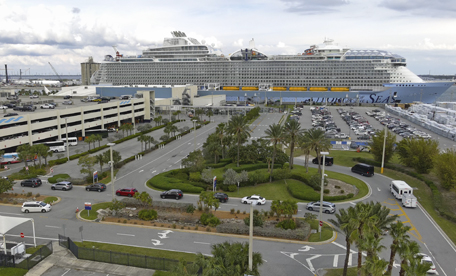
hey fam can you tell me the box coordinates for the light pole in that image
[345,94,348,106]
[254,93,257,106]
[318,151,329,239]
[381,92,395,174]
[192,119,197,151]
[107,143,116,199]
[245,93,247,115]
[65,118,69,161]
[249,200,258,271]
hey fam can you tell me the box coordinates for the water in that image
[1,75,81,81]
[437,85,456,102]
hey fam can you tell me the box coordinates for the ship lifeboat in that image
[330,87,350,92]
[273,87,287,91]
[309,87,328,91]
[241,86,259,91]
[222,86,240,90]
[289,87,307,91]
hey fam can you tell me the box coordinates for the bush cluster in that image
[243,214,264,227]
[9,166,46,180]
[287,180,354,201]
[138,209,158,221]
[216,222,310,240]
[200,213,221,227]
[48,174,70,183]
[276,219,297,230]
[147,169,204,194]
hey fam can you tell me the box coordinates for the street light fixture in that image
[65,118,69,161]
[381,92,396,174]
[107,143,116,199]
[318,151,329,239]
[245,93,247,115]
[249,200,258,271]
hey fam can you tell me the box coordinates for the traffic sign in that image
[25,167,29,171]
[93,171,98,180]
[84,202,92,210]
[50,168,54,173]
[319,221,323,227]
[20,233,24,238]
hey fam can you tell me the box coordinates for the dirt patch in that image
[325,178,358,197]
[0,192,48,205]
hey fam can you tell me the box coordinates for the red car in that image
[115,188,138,197]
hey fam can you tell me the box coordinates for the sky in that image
[0,0,455,76]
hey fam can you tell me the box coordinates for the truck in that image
[402,193,417,208]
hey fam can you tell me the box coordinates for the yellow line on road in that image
[249,115,265,133]
[386,199,423,242]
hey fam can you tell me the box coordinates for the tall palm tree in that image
[283,119,304,169]
[264,123,284,182]
[303,128,331,174]
[207,110,213,122]
[387,221,411,274]
[137,134,147,151]
[146,136,156,150]
[17,144,32,171]
[169,125,178,136]
[95,153,106,173]
[227,115,251,167]
[195,109,204,121]
[362,257,389,276]
[207,142,222,163]
[329,207,358,276]
[84,136,92,150]
[398,240,421,276]
[363,234,386,263]
[216,123,227,158]
[153,117,160,126]
[298,135,312,173]
[42,148,53,166]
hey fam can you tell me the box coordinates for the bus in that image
[390,180,413,200]
[0,153,20,165]
[43,141,66,153]
[64,137,78,146]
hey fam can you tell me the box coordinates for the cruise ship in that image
[91,31,454,104]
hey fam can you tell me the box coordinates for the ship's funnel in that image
[249,38,255,49]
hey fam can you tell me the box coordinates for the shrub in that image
[35,193,40,197]
[200,212,212,225]
[228,185,237,192]
[207,216,221,227]
[340,190,345,194]
[253,209,259,216]
[324,189,330,194]
[230,208,235,214]
[189,172,201,182]
[243,210,246,214]
[276,219,297,230]
[26,192,32,197]
[244,214,264,227]
[138,209,158,221]
[172,223,176,229]
[186,205,196,215]
[236,210,240,214]
[48,174,70,183]
[335,185,340,189]
[206,227,211,232]
[147,170,204,193]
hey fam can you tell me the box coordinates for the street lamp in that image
[254,93,257,106]
[318,151,329,239]
[249,199,258,271]
[381,92,396,174]
[192,119,197,151]
[245,93,247,115]
[65,118,69,161]
[107,143,116,199]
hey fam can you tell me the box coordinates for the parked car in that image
[51,181,73,191]
[21,201,52,213]
[335,133,349,139]
[115,188,138,197]
[351,163,375,177]
[29,95,39,99]
[306,201,336,214]
[63,95,72,99]
[91,97,102,102]
[241,195,266,205]
[160,189,183,200]
[5,103,16,108]
[86,183,106,192]
[98,99,110,104]
[40,104,55,109]
[63,100,73,105]
[101,96,111,101]
[312,156,334,166]
[0,106,7,110]
[20,178,42,187]
[4,113,18,117]
[416,253,437,274]
[214,192,229,203]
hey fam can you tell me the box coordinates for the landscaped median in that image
[0,192,60,206]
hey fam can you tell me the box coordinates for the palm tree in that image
[153,117,160,126]
[362,257,389,276]
[363,234,386,263]
[95,153,106,173]
[207,142,222,163]
[227,115,251,167]
[195,109,204,121]
[137,134,147,151]
[207,110,213,122]
[329,207,358,276]
[17,144,32,171]
[216,123,227,158]
[157,115,163,125]
[283,119,304,169]
[298,135,312,173]
[387,221,411,274]
[398,240,421,276]
[264,123,284,182]
[169,125,178,137]
[84,136,92,150]
[303,128,331,174]
[174,110,182,121]
[95,134,102,147]
[42,149,52,166]
[124,124,134,135]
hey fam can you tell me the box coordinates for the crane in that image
[48,62,62,82]
[112,45,123,61]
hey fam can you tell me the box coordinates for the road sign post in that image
[93,171,98,184]
[20,233,24,238]
[85,202,92,217]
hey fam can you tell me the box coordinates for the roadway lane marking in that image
[117,233,135,237]
[423,243,445,276]
[377,187,381,192]
[333,254,339,267]
[61,269,71,276]
[45,225,60,229]
[280,251,313,273]
[139,170,144,173]
[222,204,238,206]
[332,241,357,253]
[151,170,156,173]
[348,253,352,266]
[350,202,356,205]
[194,241,210,245]
[0,212,24,216]
[306,255,320,272]
[5,234,58,241]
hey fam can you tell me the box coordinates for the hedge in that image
[287,179,354,201]
[48,174,70,183]
[147,169,204,193]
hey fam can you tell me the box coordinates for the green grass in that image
[306,219,334,242]
[74,241,197,263]
[0,267,28,276]
[79,202,112,220]
[25,244,46,254]
[98,169,119,185]
[225,179,298,201]
[324,267,360,276]
[153,271,173,276]
[43,196,58,204]
[48,174,70,183]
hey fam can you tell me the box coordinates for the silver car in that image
[51,181,73,191]
[306,201,336,214]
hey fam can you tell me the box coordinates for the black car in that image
[4,113,18,117]
[312,156,334,166]
[5,103,16,108]
[85,183,106,192]
[160,189,183,200]
[20,178,42,187]
[101,96,111,101]
[214,192,229,203]
[63,95,72,99]
[98,99,110,104]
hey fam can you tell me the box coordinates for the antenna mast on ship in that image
[112,45,123,61]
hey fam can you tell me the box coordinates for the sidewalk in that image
[26,242,154,276]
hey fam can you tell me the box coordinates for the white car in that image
[241,195,266,205]
[416,253,437,274]
[30,95,39,99]
[40,104,55,109]
[335,133,349,139]
[0,106,7,110]
[21,201,52,213]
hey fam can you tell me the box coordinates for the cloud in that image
[281,0,349,14]
[379,0,456,17]
[233,39,244,48]
[380,38,456,51]
[72,7,80,14]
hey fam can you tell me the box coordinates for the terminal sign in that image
[85,202,92,210]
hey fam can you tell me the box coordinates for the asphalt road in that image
[1,109,456,275]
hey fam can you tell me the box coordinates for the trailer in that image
[402,193,417,208]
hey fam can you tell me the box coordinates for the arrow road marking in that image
[151,239,163,246]
[377,187,381,192]
[117,233,135,237]
[393,261,400,268]
[298,246,314,252]
[158,230,173,239]
[348,253,352,266]
[333,254,339,267]
[350,202,356,205]
[280,252,314,274]
[139,170,144,173]
[306,255,321,272]
[194,241,210,245]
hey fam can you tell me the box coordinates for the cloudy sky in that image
[0,0,455,76]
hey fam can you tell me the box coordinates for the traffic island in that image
[0,192,60,206]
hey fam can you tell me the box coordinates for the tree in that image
[153,117,160,127]
[103,150,122,168]
[264,123,285,182]
[270,200,297,219]
[84,136,92,150]
[369,129,396,164]
[329,207,358,276]
[124,124,134,136]
[249,170,264,186]
[195,109,204,121]
[119,124,129,137]
[396,138,439,174]
[95,134,103,148]
[169,125,178,136]
[303,128,331,174]
[78,155,97,180]
[134,191,153,208]
[109,199,126,215]
[207,110,213,122]
[146,136,157,150]
[173,110,181,121]
[137,134,147,151]
[298,134,313,173]
[17,144,33,171]
[283,119,304,169]
[182,150,205,172]
[42,150,53,166]
[398,240,421,276]
[198,191,220,212]
[137,123,152,132]
[160,135,170,142]
[0,178,14,195]
[362,257,389,276]
[216,123,227,159]
[227,115,251,167]
[206,142,222,163]
[32,144,49,167]
[95,153,109,173]
[223,168,248,186]
[386,221,411,275]
[201,168,215,184]
[434,148,456,189]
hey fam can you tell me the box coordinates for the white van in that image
[390,180,413,199]
[21,201,52,213]
[65,137,78,146]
